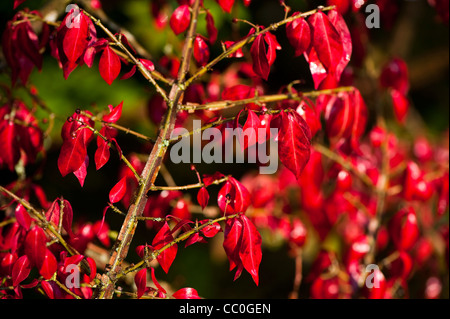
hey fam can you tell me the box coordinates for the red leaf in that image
[328,9,352,82]
[276,111,312,181]
[304,46,328,89]
[390,89,409,124]
[95,136,110,171]
[239,215,262,286]
[173,287,201,299]
[134,268,147,299]
[324,93,352,141]
[15,204,32,230]
[86,257,97,281]
[39,249,57,280]
[1,253,17,277]
[73,155,89,187]
[242,110,261,150]
[308,11,343,74]
[120,65,137,80]
[389,207,419,251]
[93,220,111,247]
[13,0,27,9]
[216,0,235,13]
[218,178,251,214]
[197,187,210,210]
[327,0,351,15]
[264,32,281,67]
[286,14,311,57]
[152,222,177,273]
[63,12,89,63]
[200,221,222,238]
[403,161,421,201]
[64,254,85,268]
[102,101,123,123]
[109,177,128,204]
[57,112,94,177]
[24,226,47,268]
[99,46,121,85]
[296,101,322,138]
[16,20,43,70]
[250,34,270,80]
[0,121,20,171]
[170,5,191,35]
[40,281,55,299]
[45,198,74,238]
[140,59,155,72]
[206,11,218,44]
[185,232,205,247]
[350,89,368,151]
[193,36,210,67]
[380,58,409,95]
[151,267,167,294]
[202,171,225,186]
[223,218,243,271]
[12,255,31,286]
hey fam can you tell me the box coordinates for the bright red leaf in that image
[95,133,111,171]
[223,218,243,271]
[275,111,312,181]
[328,9,352,82]
[45,198,75,238]
[250,34,270,80]
[13,0,27,9]
[205,11,218,44]
[73,155,89,187]
[193,36,210,67]
[151,267,167,294]
[15,204,32,230]
[103,101,123,123]
[308,11,343,75]
[63,12,89,63]
[99,46,121,85]
[390,89,409,124]
[173,287,201,299]
[218,177,251,214]
[57,111,95,177]
[239,215,262,286]
[12,255,31,286]
[197,187,210,210]
[24,226,47,268]
[286,14,311,57]
[109,177,128,204]
[170,5,191,35]
[135,268,147,299]
[217,0,235,13]
[152,222,177,273]
[39,249,57,280]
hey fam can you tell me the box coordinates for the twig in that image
[148,176,229,192]
[179,86,355,112]
[95,0,202,299]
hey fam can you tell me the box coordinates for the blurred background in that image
[0,0,448,298]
